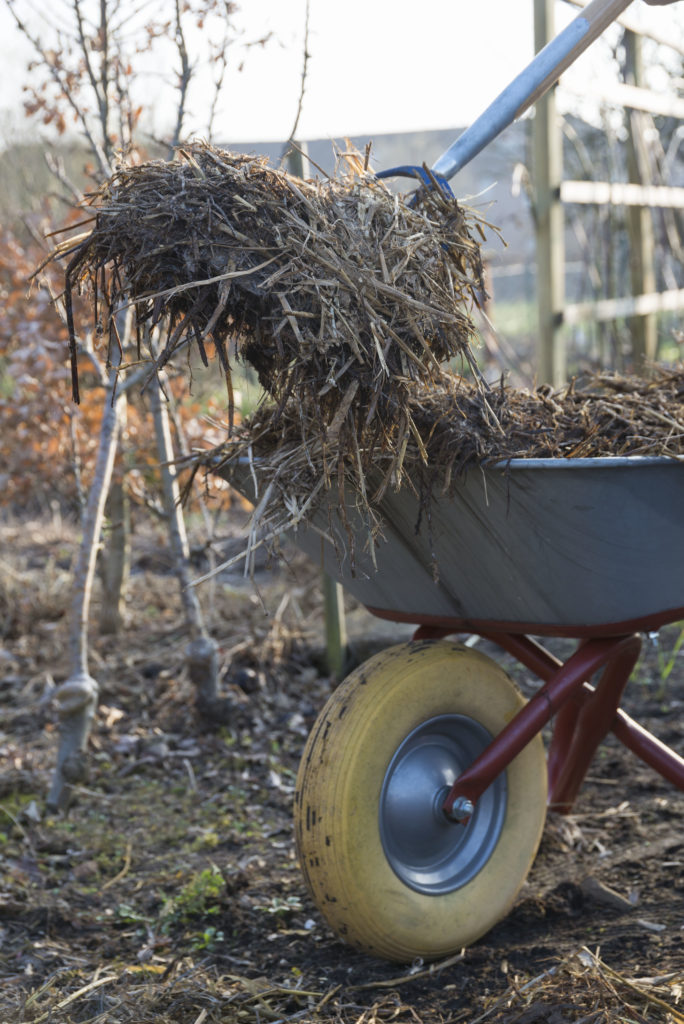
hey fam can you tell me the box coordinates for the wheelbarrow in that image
[219,454,684,963]
[219,0,684,962]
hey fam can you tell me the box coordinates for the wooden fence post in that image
[323,573,348,680]
[533,0,566,386]
[286,142,348,678]
[624,29,657,367]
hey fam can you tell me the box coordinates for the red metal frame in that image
[370,605,684,640]
[407,623,684,817]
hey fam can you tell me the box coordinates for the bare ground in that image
[1,510,683,1024]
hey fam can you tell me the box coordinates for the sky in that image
[0,0,683,147]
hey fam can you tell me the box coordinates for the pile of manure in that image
[204,365,683,569]
[51,142,682,567]
[58,140,489,421]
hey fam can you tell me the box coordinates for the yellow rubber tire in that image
[295,640,547,963]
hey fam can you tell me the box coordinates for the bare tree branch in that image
[44,151,82,202]
[285,0,310,152]
[72,0,107,143]
[6,0,277,805]
[99,0,111,152]
[206,36,230,140]
[5,0,113,178]
[168,0,193,155]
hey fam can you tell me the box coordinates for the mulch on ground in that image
[1,515,682,1023]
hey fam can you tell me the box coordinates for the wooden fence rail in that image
[563,81,684,119]
[564,287,684,325]
[561,181,684,209]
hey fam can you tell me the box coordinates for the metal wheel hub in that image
[379,714,507,895]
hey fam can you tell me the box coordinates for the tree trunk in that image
[99,476,131,634]
[148,370,226,720]
[48,358,124,811]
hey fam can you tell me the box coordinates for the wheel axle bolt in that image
[447,796,475,823]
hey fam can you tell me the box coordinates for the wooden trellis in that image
[534,0,684,383]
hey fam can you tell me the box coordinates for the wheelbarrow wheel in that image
[294,640,547,963]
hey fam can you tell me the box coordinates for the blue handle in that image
[375,165,454,198]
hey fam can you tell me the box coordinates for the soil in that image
[1,509,683,1024]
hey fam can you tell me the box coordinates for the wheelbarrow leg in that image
[494,634,644,810]
[488,633,684,800]
[611,710,684,790]
[545,636,641,811]
[408,629,684,814]
[441,635,642,818]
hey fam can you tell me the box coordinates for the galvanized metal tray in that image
[222,456,684,637]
